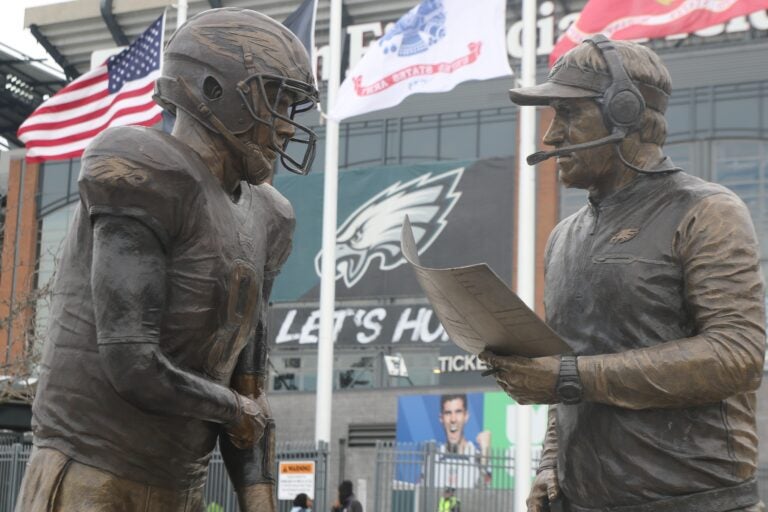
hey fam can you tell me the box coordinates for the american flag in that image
[18,14,165,162]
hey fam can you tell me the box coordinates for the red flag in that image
[18,15,164,162]
[550,0,768,66]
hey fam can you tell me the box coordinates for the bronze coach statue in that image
[16,8,318,512]
[481,36,766,512]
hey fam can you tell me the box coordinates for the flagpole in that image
[515,0,537,509]
[315,0,343,447]
[176,0,187,28]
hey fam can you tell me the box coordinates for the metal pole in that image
[176,0,187,29]
[515,0,537,510]
[315,0,343,446]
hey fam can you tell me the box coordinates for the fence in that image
[373,441,768,512]
[0,440,328,512]
[760,466,768,505]
[2,438,768,511]
[373,441,529,512]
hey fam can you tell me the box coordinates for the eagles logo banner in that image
[269,157,516,347]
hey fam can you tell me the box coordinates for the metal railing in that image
[759,465,768,504]
[0,440,328,512]
[0,442,31,512]
[374,441,768,512]
[2,438,768,511]
[373,441,535,512]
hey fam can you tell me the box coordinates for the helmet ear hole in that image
[203,76,223,100]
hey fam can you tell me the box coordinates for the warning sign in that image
[278,460,315,500]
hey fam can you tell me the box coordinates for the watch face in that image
[559,383,581,401]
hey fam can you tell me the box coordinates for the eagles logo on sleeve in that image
[316,168,464,288]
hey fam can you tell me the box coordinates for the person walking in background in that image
[331,480,363,512]
[291,493,312,512]
[438,487,461,512]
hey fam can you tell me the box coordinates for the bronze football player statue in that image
[16,8,317,512]
[481,36,765,511]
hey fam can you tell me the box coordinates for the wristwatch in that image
[556,354,582,404]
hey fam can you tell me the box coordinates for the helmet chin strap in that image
[177,77,273,184]
[239,140,273,184]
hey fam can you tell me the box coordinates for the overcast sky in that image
[1,0,72,76]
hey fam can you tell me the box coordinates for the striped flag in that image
[18,14,165,162]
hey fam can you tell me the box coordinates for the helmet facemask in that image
[236,74,318,177]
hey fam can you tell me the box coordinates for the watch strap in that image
[557,354,582,404]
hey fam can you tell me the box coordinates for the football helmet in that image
[154,7,319,183]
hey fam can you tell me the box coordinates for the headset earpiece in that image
[525,34,677,174]
[586,35,645,134]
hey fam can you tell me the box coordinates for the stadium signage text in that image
[314,1,768,81]
[272,305,451,346]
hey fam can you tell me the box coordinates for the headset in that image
[527,35,676,175]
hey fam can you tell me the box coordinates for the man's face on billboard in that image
[440,398,468,448]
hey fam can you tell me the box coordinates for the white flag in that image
[328,0,513,121]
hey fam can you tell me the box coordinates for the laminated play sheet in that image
[401,216,570,357]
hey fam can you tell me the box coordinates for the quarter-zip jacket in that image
[542,165,765,508]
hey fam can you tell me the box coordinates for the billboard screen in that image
[270,156,516,348]
[395,392,548,489]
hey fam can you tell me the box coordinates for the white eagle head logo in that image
[315,168,464,288]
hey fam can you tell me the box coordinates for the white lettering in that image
[726,15,750,33]
[506,21,524,60]
[507,1,557,60]
[347,22,383,72]
[694,23,724,37]
[275,309,300,344]
[314,44,331,82]
[749,10,768,30]
[419,309,444,342]
[537,1,555,57]
[299,311,321,344]
[392,307,425,342]
[357,308,386,344]
[332,309,355,342]
[437,354,488,373]
[316,11,764,83]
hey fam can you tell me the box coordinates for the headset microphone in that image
[526,129,626,166]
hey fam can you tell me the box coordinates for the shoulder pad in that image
[79,127,203,249]
[83,126,204,175]
[253,184,295,275]
[255,183,295,227]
